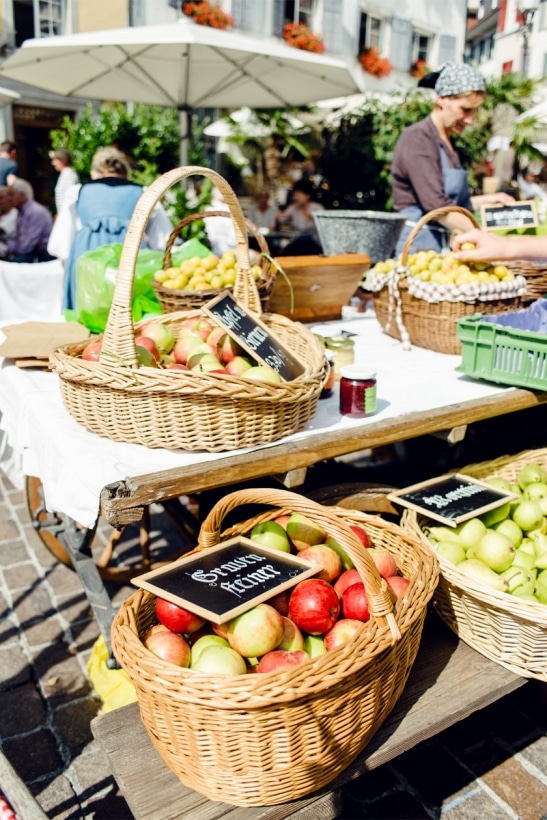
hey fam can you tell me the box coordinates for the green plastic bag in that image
[72,238,211,333]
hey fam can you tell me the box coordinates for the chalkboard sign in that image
[131,536,319,623]
[204,291,305,381]
[481,200,538,231]
[387,473,518,526]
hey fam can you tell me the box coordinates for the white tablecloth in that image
[0,259,65,321]
[0,314,518,528]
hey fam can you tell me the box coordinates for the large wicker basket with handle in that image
[111,487,439,806]
[402,448,547,681]
[49,167,326,452]
[367,206,526,354]
[152,210,276,313]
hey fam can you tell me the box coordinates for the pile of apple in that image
[153,250,265,292]
[369,249,514,287]
[80,315,281,383]
[141,512,410,676]
[425,462,547,605]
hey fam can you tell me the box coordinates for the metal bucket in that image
[313,210,406,261]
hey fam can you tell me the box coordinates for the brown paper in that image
[0,322,90,361]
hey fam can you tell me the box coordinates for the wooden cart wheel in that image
[25,476,201,583]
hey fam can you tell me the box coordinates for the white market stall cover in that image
[0,19,362,109]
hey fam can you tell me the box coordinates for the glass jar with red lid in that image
[339,365,377,418]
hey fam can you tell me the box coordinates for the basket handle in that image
[100,166,260,367]
[162,210,271,278]
[197,487,400,643]
[400,205,480,267]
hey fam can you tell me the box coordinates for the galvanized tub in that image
[313,210,406,262]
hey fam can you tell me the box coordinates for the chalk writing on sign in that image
[131,536,319,623]
[388,473,518,526]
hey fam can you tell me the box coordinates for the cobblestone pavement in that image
[1,466,547,819]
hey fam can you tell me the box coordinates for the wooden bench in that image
[91,612,525,820]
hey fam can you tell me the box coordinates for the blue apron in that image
[394,141,471,257]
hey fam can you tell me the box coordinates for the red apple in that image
[156,597,206,634]
[349,524,371,548]
[185,342,217,367]
[267,589,290,616]
[218,333,245,364]
[225,355,254,376]
[386,575,410,601]
[144,630,191,667]
[134,335,161,362]
[212,622,229,639]
[81,340,102,361]
[166,363,189,371]
[185,318,214,340]
[274,514,291,530]
[256,650,308,674]
[367,547,397,579]
[333,568,362,598]
[226,603,284,658]
[341,583,370,622]
[297,544,342,582]
[173,334,204,364]
[324,618,364,651]
[276,616,305,651]
[288,579,340,635]
[142,623,169,642]
[206,326,226,347]
[136,345,159,367]
[139,321,175,353]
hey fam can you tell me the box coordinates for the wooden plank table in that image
[91,613,526,820]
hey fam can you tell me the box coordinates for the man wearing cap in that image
[391,62,515,255]
[50,148,79,214]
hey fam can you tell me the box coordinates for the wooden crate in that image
[269,254,371,322]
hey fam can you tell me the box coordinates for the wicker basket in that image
[370,206,526,355]
[402,448,547,681]
[506,261,547,303]
[153,210,276,313]
[49,166,326,452]
[111,487,439,806]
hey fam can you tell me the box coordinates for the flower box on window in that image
[283,22,325,54]
[359,47,393,78]
[183,1,233,29]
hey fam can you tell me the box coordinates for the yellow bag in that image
[87,635,137,712]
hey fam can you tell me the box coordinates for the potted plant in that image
[410,59,430,80]
[283,22,325,54]
[182,1,233,29]
[359,47,393,78]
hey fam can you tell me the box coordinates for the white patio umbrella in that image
[0,18,361,163]
[0,86,20,107]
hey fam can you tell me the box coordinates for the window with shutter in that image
[389,17,412,71]
[273,0,285,36]
[232,0,254,31]
[358,12,382,53]
[438,35,457,65]
[322,0,343,53]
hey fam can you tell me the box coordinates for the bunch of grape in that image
[371,249,514,288]
[154,250,263,291]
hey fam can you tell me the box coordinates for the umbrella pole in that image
[178,105,192,167]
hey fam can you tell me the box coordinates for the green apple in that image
[486,476,513,492]
[303,634,326,658]
[474,530,515,573]
[511,591,540,603]
[191,645,247,676]
[436,540,466,566]
[286,513,327,550]
[190,634,230,666]
[512,547,536,572]
[427,526,462,545]
[250,521,291,553]
[492,518,523,548]
[325,535,354,570]
[455,518,487,549]
[499,566,535,595]
[517,463,547,491]
[457,558,508,593]
[511,500,544,533]
[480,502,511,528]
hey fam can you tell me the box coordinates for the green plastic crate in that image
[457,313,547,390]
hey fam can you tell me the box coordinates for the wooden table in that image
[91,612,526,820]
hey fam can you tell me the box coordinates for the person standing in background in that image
[50,148,79,214]
[391,62,514,255]
[247,189,278,231]
[0,186,18,258]
[0,141,18,187]
[7,179,54,263]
